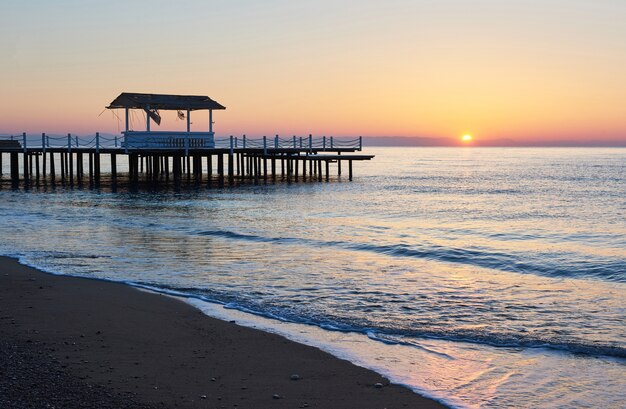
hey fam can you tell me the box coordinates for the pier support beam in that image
[69,152,74,185]
[49,152,55,181]
[94,153,101,184]
[217,154,224,186]
[23,152,29,183]
[88,153,94,184]
[76,152,83,179]
[60,153,65,182]
[10,152,19,184]
[35,154,40,181]
[337,153,342,176]
[228,153,234,184]
[173,154,181,181]
[111,153,117,181]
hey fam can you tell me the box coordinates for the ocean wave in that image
[5,251,625,361]
[123,282,626,360]
[194,229,626,282]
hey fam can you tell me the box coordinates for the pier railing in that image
[0,133,363,152]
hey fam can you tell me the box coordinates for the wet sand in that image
[0,256,446,408]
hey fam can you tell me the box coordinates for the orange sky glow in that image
[1,1,625,146]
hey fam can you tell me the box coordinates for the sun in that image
[462,134,473,142]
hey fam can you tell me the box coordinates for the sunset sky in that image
[1,1,625,145]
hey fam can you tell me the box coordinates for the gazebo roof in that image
[107,92,226,111]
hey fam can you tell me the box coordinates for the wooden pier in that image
[0,93,373,188]
[0,134,373,188]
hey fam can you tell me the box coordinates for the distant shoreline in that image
[362,136,626,147]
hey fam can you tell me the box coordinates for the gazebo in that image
[106,92,226,150]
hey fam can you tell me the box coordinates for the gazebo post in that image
[146,105,151,132]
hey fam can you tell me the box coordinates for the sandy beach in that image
[0,256,446,408]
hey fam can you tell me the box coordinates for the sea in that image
[1,147,624,408]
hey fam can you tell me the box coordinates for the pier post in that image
[186,155,191,179]
[49,152,55,181]
[338,153,342,175]
[0,152,2,176]
[42,150,47,178]
[60,151,65,182]
[263,156,267,180]
[69,152,74,186]
[111,153,117,181]
[88,153,93,184]
[153,155,160,181]
[207,155,213,180]
[325,160,330,181]
[271,157,276,179]
[194,155,202,179]
[146,156,151,178]
[228,154,234,185]
[35,153,40,181]
[217,154,224,186]
[302,157,306,177]
[294,157,299,181]
[318,160,322,181]
[349,160,353,181]
[254,155,259,183]
[22,133,29,182]
[94,152,101,183]
[132,154,139,183]
[173,154,181,181]
[10,152,19,184]
[76,152,83,179]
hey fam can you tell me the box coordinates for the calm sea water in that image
[1,147,625,408]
